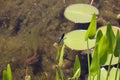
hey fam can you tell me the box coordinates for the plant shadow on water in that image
[26,49,45,76]
[74,23,90,30]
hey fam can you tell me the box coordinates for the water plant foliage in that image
[85,13,97,41]
[3,64,13,80]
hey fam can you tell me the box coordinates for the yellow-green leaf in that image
[58,44,65,66]
[85,14,97,41]
[114,30,120,57]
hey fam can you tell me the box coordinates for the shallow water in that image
[0,0,120,80]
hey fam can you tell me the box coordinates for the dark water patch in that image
[73,23,90,30]
[29,50,44,75]
[117,19,120,26]
[11,16,23,36]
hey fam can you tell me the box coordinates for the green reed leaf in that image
[72,55,81,79]
[114,30,120,57]
[106,23,116,53]
[58,44,65,66]
[85,14,96,41]
[90,44,99,76]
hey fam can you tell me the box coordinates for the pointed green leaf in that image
[85,14,97,41]
[114,30,120,57]
[98,35,108,58]
[106,23,116,53]
[58,44,65,66]
[7,64,12,80]
[90,44,99,76]
[72,55,81,79]
[96,30,103,44]
[100,51,108,65]
[3,70,8,80]
[73,55,81,74]
[98,35,108,65]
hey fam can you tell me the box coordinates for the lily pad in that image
[97,26,120,35]
[63,30,95,50]
[64,4,99,23]
[90,67,120,80]
[90,68,107,80]
[103,54,119,66]
[109,67,120,80]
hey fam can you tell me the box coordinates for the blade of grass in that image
[72,55,81,80]
[3,70,7,80]
[58,44,65,67]
[7,64,12,80]
[56,47,61,63]
[106,23,116,53]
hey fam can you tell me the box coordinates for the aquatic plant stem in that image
[87,40,91,80]
[90,0,94,5]
[97,56,101,80]
[106,53,114,80]
[115,53,120,80]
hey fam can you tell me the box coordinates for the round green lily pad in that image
[103,54,119,66]
[64,4,99,23]
[63,30,95,50]
[97,26,120,35]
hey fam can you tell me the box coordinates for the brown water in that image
[0,0,120,80]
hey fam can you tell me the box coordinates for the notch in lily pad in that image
[64,4,99,23]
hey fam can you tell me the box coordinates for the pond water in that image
[0,0,120,80]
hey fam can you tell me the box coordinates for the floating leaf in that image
[90,68,108,80]
[97,26,120,36]
[103,54,119,66]
[64,4,99,23]
[109,67,120,80]
[90,67,120,80]
[63,30,95,50]
[85,14,97,41]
